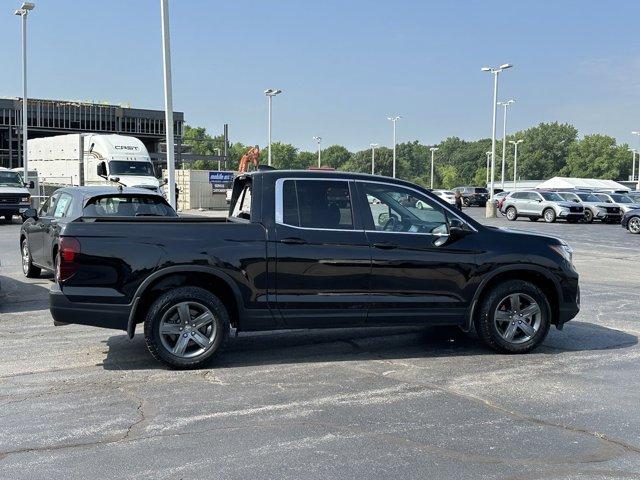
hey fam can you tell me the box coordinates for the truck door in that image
[355,180,476,326]
[274,178,371,328]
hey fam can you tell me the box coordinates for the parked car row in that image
[495,188,640,233]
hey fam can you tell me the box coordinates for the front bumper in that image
[558,210,583,219]
[50,283,131,331]
[0,204,30,215]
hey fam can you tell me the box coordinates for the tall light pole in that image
[497,99,515,190]
[509,139,523,191]
[313,136,322,167]
[160,0,176,209]
[429,147,439,189]
[631,131,640,181]
[370,143,378,174]
[264,88,282,166]
[481,63,512,217]
[629,148,637,182]
[14,2,35,182]
[387,115,401,178]
[485,151,491,185]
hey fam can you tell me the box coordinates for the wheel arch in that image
[127,266,244,339]
[466,265,561,331]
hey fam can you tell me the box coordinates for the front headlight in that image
[550,244,573,265]
[20,196,30,203]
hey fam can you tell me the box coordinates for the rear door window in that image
[53,193,73,218]
[278,179,354,230]
[84,196,176,217]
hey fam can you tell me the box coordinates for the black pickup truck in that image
[50,170,580,368]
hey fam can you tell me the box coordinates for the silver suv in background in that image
[502,190,584,223]
[594,193,640,214]
[561,191,622,223]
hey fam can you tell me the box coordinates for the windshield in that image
[540,192,564,201]
[577,193,601,202]
[474,188,488,193]
[83,195,176,217]
[610,194,633,203]
[560,193,579,202]
[108,161,155,177]
[0,171,24,187]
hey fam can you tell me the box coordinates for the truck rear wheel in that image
[144,286,230,369]
[475,279,551,354]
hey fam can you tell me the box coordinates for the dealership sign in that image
[209,171,235,193]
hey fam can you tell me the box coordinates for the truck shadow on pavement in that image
[100,321,637,371]
[0,275,51,314]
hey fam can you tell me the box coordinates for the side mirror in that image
[449,218,472,239]
[97,161,108,178]
[108,176,120,184]
[163,178,168,186]
[22,207,37,221]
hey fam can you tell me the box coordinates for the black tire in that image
[144,286,230,369]
[543,208,556,223]
[583,209,594,223]
[463,197,470,207]
[21,238,41,278]
[627,216,640,234]
[505,206,518,221]
[528,217,539,222]
[475,279,551,354]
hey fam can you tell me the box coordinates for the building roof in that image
[536,177,629,191]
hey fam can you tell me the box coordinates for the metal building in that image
[0,97,184,170]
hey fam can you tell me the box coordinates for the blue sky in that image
[1,0,639,152]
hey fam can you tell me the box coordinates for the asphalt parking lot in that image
[1,210,639,480]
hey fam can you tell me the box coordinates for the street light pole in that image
[629,148,637,182]
[160,0,176,209]
[497,99,515,190]
[264,89,282,166]
[485,151,491,185]
[387,116,401,178]
[313,136,322,167]
[429,147,439,189]
[370,143,378,175]
[14,2,34,182]
[509,139,523,191]
[482,63,512,217]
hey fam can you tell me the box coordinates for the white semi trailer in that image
[28,134,162,194]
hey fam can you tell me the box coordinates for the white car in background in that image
[427,190,456,205]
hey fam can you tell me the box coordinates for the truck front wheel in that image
[144,286,230,369]
[475,279,551,354]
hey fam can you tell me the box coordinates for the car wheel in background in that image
[583,209,594,223]
[463,197,470,207]
[416,201,424,210]
[144,286,230,369]
[543,208,557,223]
[506,207,518,221]
[475,279,551,353]
[628,216,640,234]
[21,238,41,278]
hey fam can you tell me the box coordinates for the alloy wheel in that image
[21,241,30,275]
[493,293,542,344]
[159,301,218,358]
[629,217,640,234]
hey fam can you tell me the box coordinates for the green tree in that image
[561,135,630,180]
[514,122,578,179]
[321,145,353,169]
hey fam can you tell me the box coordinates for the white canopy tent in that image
[535,177,629,192]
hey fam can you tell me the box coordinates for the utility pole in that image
[14,2,35,181]
[370,143,378,175]
[313,136,322,167]
[429,147,439,189]
[497,99,515,190]
[160,0,176,209]
[509,139,523,191]
[387,116,401,177]
[481,63,513,217]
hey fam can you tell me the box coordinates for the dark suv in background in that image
[452,186,489,206]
